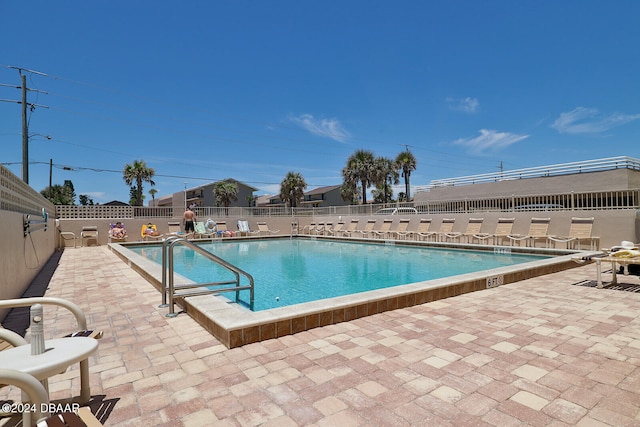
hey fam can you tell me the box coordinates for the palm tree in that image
[128,186,140,206]
[373,156,399,204]
[371,184,390,204]
[214,180,238,210]
[395,149,417,202]
[340,183,359,204]
[123,160,155,206]
[149,188,158,204]
[342,149,375,204]
[280,171,307,208]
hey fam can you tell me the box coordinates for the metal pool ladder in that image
[161,236,255,316]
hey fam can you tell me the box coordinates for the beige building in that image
[414,156,640,208]
[264,184,348,207]
[152,179,257,209]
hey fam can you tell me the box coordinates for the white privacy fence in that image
[54,188,640,219]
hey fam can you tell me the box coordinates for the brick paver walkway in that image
[2,246,640,426]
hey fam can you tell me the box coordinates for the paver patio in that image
[1,246,640,426]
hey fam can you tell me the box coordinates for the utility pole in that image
[49,158,53,192]
[0,66,48,184]
[21,73,28,183]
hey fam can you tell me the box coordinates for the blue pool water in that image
[129,239,547,311]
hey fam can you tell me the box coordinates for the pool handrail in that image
[161,235,183,306]
[162,237,255,316]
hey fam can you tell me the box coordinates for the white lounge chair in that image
[436,218,456,242]
[370,219,393,239]
[194,221,210,238]
[508,217,551,247]
[256,222,279,235]
[391,218,413,240]
[302,222,318,235]
[326,222,345,237]
[548,217,599,250]
[237,220,258,236]
[353,219,377,238]
[460,218,485,243]
[342,219,361,237]
[80,226,99,247]
[168,221,183,236]
[470,217,515,245]
[412,218,434,241]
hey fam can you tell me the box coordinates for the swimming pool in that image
[128,238,547,311]
[112,236,585,348]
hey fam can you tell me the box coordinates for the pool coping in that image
[109,236,597,348]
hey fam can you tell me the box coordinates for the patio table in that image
[595,255,640,288]
[0,337,97,401]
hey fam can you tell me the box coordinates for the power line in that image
[0,160,328,187]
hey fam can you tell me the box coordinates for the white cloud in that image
[289,114,351,142]
[84,191,106,199]
[453,129,528,153]
[447,97,479,113]
[259,184,281,195]
[551,107,640,134]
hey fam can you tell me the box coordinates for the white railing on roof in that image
[417,156,640,191]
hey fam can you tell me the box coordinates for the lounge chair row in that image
[141,220,281,240]
[193,220,280,238]
[303,217,600,249]
[86,220,283,244]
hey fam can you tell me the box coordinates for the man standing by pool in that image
[183,207,196,234]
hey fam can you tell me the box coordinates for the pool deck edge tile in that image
[110,239,594,348]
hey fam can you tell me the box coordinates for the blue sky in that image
[1,1,639,204]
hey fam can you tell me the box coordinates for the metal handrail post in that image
[160,235,181,307]
[234,271,241,302]
[168,241,175,316]
[249,276,255,309]
[167,238,184,317]
[161,238,167,306]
